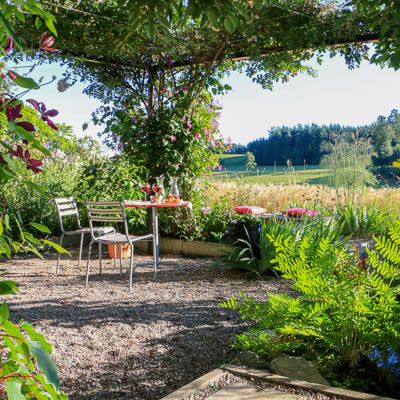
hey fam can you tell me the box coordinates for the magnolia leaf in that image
[29,222,51,234]
[8,71,39,89]
[29,340,60,389]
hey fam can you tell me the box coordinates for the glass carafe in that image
[169,177,180,202]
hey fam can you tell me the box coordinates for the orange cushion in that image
[281,208,320,217]
[234,206,266,216]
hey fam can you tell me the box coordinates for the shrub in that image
[222,221,400,396]
[219,217,340,277]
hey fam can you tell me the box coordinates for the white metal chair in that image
[85,201,156,291]
[55,197,115,275]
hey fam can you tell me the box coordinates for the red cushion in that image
[281,208,320,217]
[234,206,266,216]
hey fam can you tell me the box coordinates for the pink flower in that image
[8,71,16,80]
[186,119,192,128]
[27,99,58,130]
[201,207,212,215]
[218,165,222,170]
[165,55,173,66]
[170,135,176,142]
[4,36,12,54]
[39,32,58,51]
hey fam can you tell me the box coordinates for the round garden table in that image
[124,200,191,274]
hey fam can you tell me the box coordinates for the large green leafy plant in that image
[0,2,68,398]
[222,222,400,394]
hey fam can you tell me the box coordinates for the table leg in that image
[152,207,160,269]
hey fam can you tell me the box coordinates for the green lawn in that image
[213,155,332,185]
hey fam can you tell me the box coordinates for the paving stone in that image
[208,382,306,399]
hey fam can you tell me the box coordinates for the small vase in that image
[169,177,180,202]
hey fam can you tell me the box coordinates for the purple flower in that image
[218,165,222,170]
[27,99,58,130]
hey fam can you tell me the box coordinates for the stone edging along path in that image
[161,364,396,400]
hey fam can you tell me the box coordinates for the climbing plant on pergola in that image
[10,0,400,191]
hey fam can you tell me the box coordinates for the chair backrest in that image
[55,197,81,233]
[85,201,129,240]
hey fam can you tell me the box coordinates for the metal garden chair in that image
[55,197,115,275]
[85,201,156,291]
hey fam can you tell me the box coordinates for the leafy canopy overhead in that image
[17,0,396,78]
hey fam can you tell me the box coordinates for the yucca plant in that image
[334,200,384,237]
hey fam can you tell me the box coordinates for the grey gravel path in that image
[0,249,294,400]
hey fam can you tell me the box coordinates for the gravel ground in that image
[0,249,294,400]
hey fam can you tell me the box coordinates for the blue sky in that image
[24,53,400,146]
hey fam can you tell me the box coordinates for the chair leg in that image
[99,242,102,275]
[85,241,93,288]
[129,243,134,291]
[152,236,157,282]
[120,250,123,278]
[56,233,65,275]
[78,232,84,266]
[114,244,117,270]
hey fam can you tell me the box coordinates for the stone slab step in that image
[208,382,305,400]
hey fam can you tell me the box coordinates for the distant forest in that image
[227,110,400,166]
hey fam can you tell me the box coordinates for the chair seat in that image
[64,226,115,236]
[95,232,154,244]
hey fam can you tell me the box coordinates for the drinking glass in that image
[140,183,151,201]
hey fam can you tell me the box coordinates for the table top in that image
[124,200,191,208]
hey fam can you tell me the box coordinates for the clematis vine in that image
[27,99,59,130]
[39,32,58,51]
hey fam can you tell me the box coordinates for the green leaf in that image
[29,222,51,234]
[5,380,25,400]
[29,340,60,389]
[254,0,264,10]
[23,232,42,246]
[22,322,52,353]
[8,71,39,89]
[42,240,70,255]
[35,16,42,29]
[0,10,23,49]
[0,301,9,320]
[0,221,2,235]
[236,4,247,16]
[206,7,218,27]
[24,181,44,194]
[0,281,18,295]
[224,16,235,33]
[15,125,35,142]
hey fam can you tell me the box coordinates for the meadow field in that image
[213,154,331,185]
[213,154,400,187]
